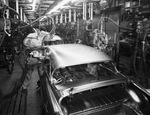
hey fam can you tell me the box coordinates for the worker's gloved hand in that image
[29,47,51,60]
[30,50,45,60]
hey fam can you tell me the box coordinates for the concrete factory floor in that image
[0,60,42,115]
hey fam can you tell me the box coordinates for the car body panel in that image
[46,44,112,71]
[56,74,127,100]
[39,44,150,115]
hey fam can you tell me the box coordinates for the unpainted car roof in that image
[46,44,112,71]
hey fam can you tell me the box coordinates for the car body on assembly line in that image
[39,44,150,115]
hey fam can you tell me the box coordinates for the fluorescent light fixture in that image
[47,0,77,15]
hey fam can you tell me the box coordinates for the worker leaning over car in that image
[21,26,62,93]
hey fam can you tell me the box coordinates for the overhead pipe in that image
[69,9,71,22]
[74,10,76,22]
[60,13,63,23]
[46,0,77,15]
[90,3,93,20]
[56,15,58,24]
[53,16,56,24]
[83,2,85,20]
[5,0,9,18]
[65,14,67,23]
[88,3,93,20]
[83,2,87,20]
[84,2,87,20]
[20,7,23,21]
[24,13,27,22]
[88,3,91,19]
[16,0,19,14]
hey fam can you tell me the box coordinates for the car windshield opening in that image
[52,61,119,85]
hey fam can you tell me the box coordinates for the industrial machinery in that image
[119,0,150,87]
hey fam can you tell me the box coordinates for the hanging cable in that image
[2,4,21,36]
[1,1,56,34]
[98,17,134,31]
[132,33,140,77]
[142,29,150,77]
[3,7,10,36]
[17,15,46,29]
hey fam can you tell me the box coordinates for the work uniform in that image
[22,29,62,91]
[22,29,50,90]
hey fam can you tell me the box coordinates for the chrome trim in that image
[46,77,64,115]
[132,81,150,96]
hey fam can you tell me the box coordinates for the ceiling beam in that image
[39,8,48,10]
[42,0,54,4]
[44,0,63,14]
[40,4,50,8]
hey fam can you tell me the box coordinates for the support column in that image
[88,3,91,19]
[20,7,23,21]
[77,17,79,37]
[90,3,93,20]
[56,15,58,24]
[60,13,63,23]
[69,9,71,22]
[73,10,76,22]
[5,0,9,18]
[83,2,87,20]
[16,0,19,14]
[65,14,67,23]
[24,13,27,22]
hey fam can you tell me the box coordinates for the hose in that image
[142,29,150,77]
[3,7,10,36]
[17,14,53,29]
[133,33,140,77]
[133,29,150,78]
[98,17,134,31]
[2,5,21,36]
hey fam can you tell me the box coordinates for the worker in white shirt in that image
[21,27,62,93]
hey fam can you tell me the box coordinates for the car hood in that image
[46,44,112,71]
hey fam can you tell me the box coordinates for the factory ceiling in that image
[18,0,100,21]
[18,0,54,20]
[7,0,150,22]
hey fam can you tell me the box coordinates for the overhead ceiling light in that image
[46,0,77,15]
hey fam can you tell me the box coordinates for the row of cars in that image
[37,44,150,115]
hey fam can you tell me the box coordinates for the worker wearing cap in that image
[21,28,62,93]
[49,34,62,45]
[42,34,62,46]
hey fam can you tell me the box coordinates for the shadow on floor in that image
[0,60,42,115]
